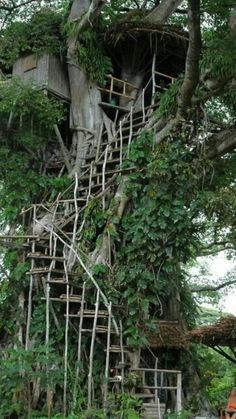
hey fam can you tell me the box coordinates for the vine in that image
[76,30,113,86]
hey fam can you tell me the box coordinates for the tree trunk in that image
[67,0,106,174]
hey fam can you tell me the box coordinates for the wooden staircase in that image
[1,72,183,414]
[143,402,166,419]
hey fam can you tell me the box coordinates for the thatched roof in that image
[105,21,188,45]
[188,316,236,347]
[146,320,189,349]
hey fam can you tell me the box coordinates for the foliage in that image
[0,0,236,416]
[77,30,113,85]
[156,77,184,119]
[166,410,193,419]
[0,345,63,418]
[201,30,236,82]
[0,79,66,222]
[79,393,142,418]
[197,345,236,408]
[0,9,65,68]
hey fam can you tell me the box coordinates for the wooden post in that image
[88,290,100,408]
[176,372,182,412]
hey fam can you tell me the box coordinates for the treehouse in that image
[12,53,71,102]
[98,22,188,119]
[4,23,190,417]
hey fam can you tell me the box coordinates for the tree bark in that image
[145,0,184,25]
[67,0,107,174]
[178,0,201,113]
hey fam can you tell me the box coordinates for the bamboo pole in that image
[96,124,103,161]
[73,281,86,409]
[119,320,125,393]
[46,202,58,419]
[176,372,182,412]
[142,87,146,122]
[88,290,100,408]
[127,106,133,157]
[104,302,112,408]
[102,146,109,210]
[119,120,123,169]
[63,252,70,417]
[45,271,51,419]
[86,162,93,205]
[68,173,79,270]
[35,215,119,335]
[25,239,35,350]
[154,358,158,405]
[152,52,157,103]
[25,205,37,351]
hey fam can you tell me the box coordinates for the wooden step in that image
[82,157,120,170]
[79,168,121,183]
[104,345,129,353]
[142,402,165,419]
[79,178,117,193]
[77,309,109,317]
[45,278,70,284]
[108,376,123,383]
[27,252,65,261]
[135,394,156,399]
[81,325,117,334]
[27,268,75,276]
[60,294,82,302]
[86,146,125,162]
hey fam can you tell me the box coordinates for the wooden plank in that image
[27,253,65,261]
[130,368,181,373]
[154,70,175,81]
[99,101,129,112]
[27,268,76,275]
[142,386,178,390]
[0,235,38,239]
[105,74,138,91]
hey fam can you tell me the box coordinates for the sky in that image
[211,253,236,315]
[199,252,236,315]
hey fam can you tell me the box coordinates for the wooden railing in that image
[98,74,138,103]
[130,367,182,412]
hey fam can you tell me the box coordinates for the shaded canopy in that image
[104,21,188,75]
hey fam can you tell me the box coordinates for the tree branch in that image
[0,0,39,12]
[207,127,236,159]
[145,0,184,25]
[178,0,201,112]
[211,346,236,364]
[191,279,236,293]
